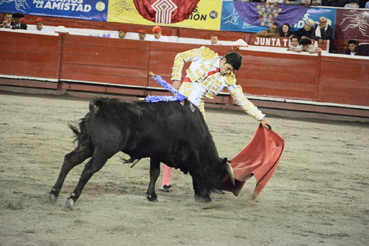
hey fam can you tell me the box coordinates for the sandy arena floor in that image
[0,93,368,246]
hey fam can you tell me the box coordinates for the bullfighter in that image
[161,46,272,192]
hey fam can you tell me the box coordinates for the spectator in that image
[0,13,13,28]
[315,17,333,52]
[118,28,126,39]
[11,13,27,30]
[293,19,316,40]
[35,18,44,31]
[147,26,168,42]
[210,34,219,45]
[256,22,280,37]
[311,0,322,5]
[314,17,333,43]
[299,38,322,53]
[279,23,291,38]
[344,40,357,55]
[366,1,369,7]
[138,30,146,40]
[345,0,360,7]
[288,35,302,52]
[285,0,311,6]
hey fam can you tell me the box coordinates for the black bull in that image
[49,98,234,208]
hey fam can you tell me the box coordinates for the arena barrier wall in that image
[0,31,368,120]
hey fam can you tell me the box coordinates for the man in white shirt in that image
[147,26,168,42]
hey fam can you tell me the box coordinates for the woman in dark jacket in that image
[279,23,291,38]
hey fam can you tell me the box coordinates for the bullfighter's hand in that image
[172,80,181,90]
[260,118,272,130]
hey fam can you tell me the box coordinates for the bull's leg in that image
[66,151,111,209]
[191,175,212,203]
[49,147,92,203]
[146,158,160,201]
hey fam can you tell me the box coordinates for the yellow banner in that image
[107,0,223,30]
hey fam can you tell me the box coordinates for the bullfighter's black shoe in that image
[160,185,172,192]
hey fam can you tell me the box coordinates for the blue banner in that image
[234,2,307,28]
[220,0,266,33]
[0,0,108,21]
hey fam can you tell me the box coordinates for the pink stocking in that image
[161,164,172,186]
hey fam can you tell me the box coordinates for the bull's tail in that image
[68,114,91,147]
[68,123,80,138]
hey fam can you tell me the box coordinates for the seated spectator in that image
[315,17,333,43]
[288,35,302,52]
[118,28,126,39]
[210,34,219,45]
[366,1,369,8]
[11,13,27,30]
[285,0,311,6]
[138,30,146,40]
[315,17,333,52]
[293,19,316,40]
[299,38,322,54]
[0,13,13,28]
[256,23,280,37]
[344,40,357,55]
[35,18,44,31]
[147,26,168,42]
[279,23,291,38]
[344,0,360,7]
[311,0,322,5]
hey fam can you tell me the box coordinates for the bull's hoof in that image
[195,195,212,203]
[66,198,75,210]
[146,193,157,202]
[49,193,57,204]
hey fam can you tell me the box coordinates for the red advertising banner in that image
[334,9,369,40]
[133,0,199,24]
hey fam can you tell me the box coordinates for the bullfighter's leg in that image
[49,147,93,203]
[146,158,161,201]
[66,150,112,209]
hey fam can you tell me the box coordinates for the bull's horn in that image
[225,163,235,186]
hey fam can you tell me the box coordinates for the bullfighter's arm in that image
[171,46,216,82]
[226,75,265,121]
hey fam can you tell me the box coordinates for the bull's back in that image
[87,98,217,160]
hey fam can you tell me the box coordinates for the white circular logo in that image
[96,2,106,11]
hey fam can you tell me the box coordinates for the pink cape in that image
[219,124,285,198]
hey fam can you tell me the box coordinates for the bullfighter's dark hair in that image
[224,51,242,71]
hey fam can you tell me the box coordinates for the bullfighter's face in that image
[219,58,234,76]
